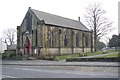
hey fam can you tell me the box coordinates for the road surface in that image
[2,65,118,78]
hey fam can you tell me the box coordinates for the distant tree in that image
[109,35,119,48]
[96,39,106,50]
[119,34,120,47]
[3,28,16,49]
[84,3,113,52]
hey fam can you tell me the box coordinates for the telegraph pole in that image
[0,38,2,52]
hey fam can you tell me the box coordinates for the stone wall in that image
[39,48,91,56]
[43,25,92,48]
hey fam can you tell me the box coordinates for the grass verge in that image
[55,51,103,60]
[55,50,118,60]
[95,52,118,58]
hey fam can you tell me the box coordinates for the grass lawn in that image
[55,51,103,60]
[55,50,119,60]
[55,53,80,60]
[0,53,2,59]
[96,52,118,58]
[86,51,103,56]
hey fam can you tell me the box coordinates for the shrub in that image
[54,57,59,61]
[2,53,8,59]
[9,55,22,60]
[102,51,108,54]
[2,50,21,60]
[15,55,22,60]
[9,52,16,58]
[38,54,57,61]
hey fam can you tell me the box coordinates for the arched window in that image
[47,30,51,47]
[26,12,32,33]
[85,34,88,47]
[51,31,54,47]
[64,35,68,47]
[76,34,79,47]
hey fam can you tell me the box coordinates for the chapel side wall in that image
[38,24,92,56]
[40,48,91,55]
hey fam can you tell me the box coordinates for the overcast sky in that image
[0,0,119,43]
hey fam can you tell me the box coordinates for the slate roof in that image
[30,8,90,31]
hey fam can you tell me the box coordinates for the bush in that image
[2,53,8,59]
[54,57,59,61]
[44,54,55,60]
[102,50,108,54]
[9,52,16,57]
[38,54,57,61]
[2,50,22,60]
[79,53,83,57]
[9,55,22,60]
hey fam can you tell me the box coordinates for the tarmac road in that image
[2,65,118,78]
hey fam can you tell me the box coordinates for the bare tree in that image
[3,28,16,49]
[84,3,113,52]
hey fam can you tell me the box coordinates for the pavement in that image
[2,60,119,67]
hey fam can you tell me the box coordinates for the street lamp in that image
[4,39,8,50]
[0,38,2,53]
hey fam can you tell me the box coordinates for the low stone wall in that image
[5,50,16,54]
[40,48,91,56]
[66,57,119,62]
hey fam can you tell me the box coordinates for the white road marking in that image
[4,66,93,75]
[4,67,9,68]
[91,68,94,71]
[2,74,17,78]
[104,70,106,72]
[95,67,98,69]
[3,66,116,77]
[5,67,113,76]
[106,67,110,71]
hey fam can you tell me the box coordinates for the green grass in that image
[107,50,118,53]
[55,51,103,60]
[106,53,118,58]
[96,52,118,58]
[86,51,103,56]
[55,53,80,60]
[55,50,119,60]
[0,53,1,59]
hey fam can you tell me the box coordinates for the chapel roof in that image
[30,8,90,31]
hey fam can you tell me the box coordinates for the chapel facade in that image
[17,7,93,58]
